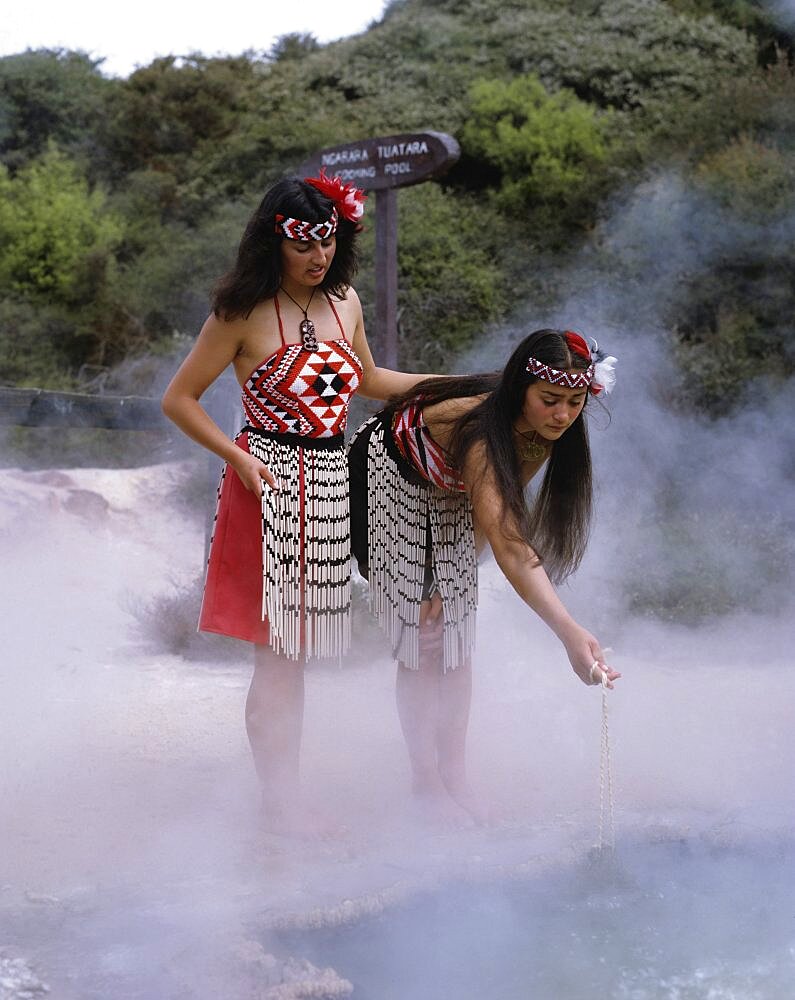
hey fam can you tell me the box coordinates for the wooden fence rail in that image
[0,386,167,430]
[1,382,241,565]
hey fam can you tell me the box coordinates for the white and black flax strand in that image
[428,487,478,670]
[358,416,478,671]
[249,429,351,661]
[303,444,351,659]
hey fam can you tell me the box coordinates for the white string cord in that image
[598,673,615,852]
[590,655,616,853]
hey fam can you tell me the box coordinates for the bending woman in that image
[162,172,431,835]
[348,328,621,823]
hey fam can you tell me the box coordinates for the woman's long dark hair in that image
[386,329,594,583]
[212,177,360,319]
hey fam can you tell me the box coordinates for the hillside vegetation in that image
[0,0,793,410]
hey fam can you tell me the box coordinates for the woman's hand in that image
[420,590,444,626]
[230,451,281,497]
[418,591,445,654]
[560,625,622,690]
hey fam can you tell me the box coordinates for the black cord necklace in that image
[513,427,549,462]
[280,285,319,351]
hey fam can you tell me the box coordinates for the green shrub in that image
[624,501,793,622]
[694,134,795,217]
[393,184,504,369]
[664,0,789,54]
[463,74,612,225]
[126,574,245,661]
[673,297,793,414]
[652,52,795,159]
[0,297,78,387]
[0,145,123,303]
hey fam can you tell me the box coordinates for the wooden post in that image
[298,131,461,370]
[375,188,399,370]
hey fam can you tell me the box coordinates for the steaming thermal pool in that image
[1,453,792,999]
[271,837,795,1000]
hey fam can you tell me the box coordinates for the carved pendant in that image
[300,318,319,352]
[519,440,548,461]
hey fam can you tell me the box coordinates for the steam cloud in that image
[1,166,793,996]
[767,0,795,27]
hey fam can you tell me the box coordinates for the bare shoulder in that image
[334,284,361,306]
[197,310,249,347]
[423,394,485,447]
[330,284,363,328]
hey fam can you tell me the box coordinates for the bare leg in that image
[395,602,471,827]
[436,659,490,824]
[395,657,442,796]
[436,657,471,789]
[246,644,303,799]
[246,644,332,836]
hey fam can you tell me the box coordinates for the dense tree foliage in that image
[0,0,792,411]
[0,146,122,301]
[0,49,114,172]
[462,75,612,229]
[665,0,794,62]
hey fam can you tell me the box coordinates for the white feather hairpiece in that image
[589,338,617,395]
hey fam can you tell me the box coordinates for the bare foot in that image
[409,777,474,830]
[442,779,507,827]
[260,797,347,840]
[411,792,473,830]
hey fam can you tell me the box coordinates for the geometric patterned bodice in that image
[392,399,466,492]
[241,294,362,437]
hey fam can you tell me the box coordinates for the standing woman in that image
[162,172,428,835]
[348,329,621,824]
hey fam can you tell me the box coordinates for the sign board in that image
[298,130,460,191]
[299,130,460,368]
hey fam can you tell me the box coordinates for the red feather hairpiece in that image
[563,330,592,361]
[562,330,618,395]
[305,168,367,227]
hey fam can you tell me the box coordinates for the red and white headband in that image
[275,208,338,241]
[526,330,617,395]
[274,169,367,241]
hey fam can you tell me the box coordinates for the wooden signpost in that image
[299,130,460,368]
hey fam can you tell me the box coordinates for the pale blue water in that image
[272,838,795,1000]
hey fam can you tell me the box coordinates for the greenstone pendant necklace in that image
[513,428,549,462]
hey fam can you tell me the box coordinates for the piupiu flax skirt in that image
[348,413,478,671]
[199,428,351,660]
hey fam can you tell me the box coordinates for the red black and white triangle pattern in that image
[525,357,595,389]
[393,400,466,493]
[275,209,338,241]
[243,339,362,437]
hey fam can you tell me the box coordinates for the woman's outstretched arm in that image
[462,442,621,688]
